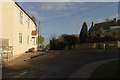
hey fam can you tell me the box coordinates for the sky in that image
[17,1,118,45]
[15,0,119,2]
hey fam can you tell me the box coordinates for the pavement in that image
[3,51,47,66]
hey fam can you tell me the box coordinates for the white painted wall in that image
[2,2,38,58]
[2,2,14,46]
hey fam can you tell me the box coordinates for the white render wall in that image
[2,2,14,46]
[2,1,38,58]
[0,2,2,55]
[13,4,38,57]
[0,3,2,38]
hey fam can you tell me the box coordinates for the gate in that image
[2,46,13,62]
[0,38,13,64]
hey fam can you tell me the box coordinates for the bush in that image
[50,37,66,50]
[49,34,79,50]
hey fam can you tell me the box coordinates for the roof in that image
[89,19,120,32]
[15,2,37,26]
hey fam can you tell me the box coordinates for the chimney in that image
[91,21,94,27]
[113,18,116,22]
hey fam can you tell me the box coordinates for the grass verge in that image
[90,59,120,79]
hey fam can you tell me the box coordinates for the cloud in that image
[37,2,78,11]
[90,13,118,24]
[15,0,119,2]
[32,3,89,21]
[69,0,119,2]
[30,10,40,18]
[20,2,83,22]
[66,19,83,34]
[24,5,49,22]
[31,11,48,22]
[110,14,118,19]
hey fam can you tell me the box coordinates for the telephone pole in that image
[38,21,40,47]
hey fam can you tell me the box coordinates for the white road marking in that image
[11,71,27,78]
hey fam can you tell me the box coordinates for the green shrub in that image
[50,37,66,50]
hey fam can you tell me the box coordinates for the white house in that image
[0,0,38,59]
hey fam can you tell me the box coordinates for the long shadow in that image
[2,49,120,79]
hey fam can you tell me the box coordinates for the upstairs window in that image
[20,11,23,24]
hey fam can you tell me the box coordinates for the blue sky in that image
[18,2,118,45]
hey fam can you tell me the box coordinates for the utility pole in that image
[38,21,40,47]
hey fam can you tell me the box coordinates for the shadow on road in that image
[2,49,120,79]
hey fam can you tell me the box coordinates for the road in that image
[2,49,120,79]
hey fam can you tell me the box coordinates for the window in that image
[36,37,38,44]
[27,36,29,44]
[20,11,23,24]
[28,19,30,28]
[32,37,35,45]
[19,33,22,43]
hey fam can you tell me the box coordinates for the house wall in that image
[0,3,2,38]
[2,2,14,46]
[0,3,2,55]
[117,41,120,47]
[1,1,38,58]
[12,3,37,57]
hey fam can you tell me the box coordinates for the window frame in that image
[20,11,23,24]
[19,33,22,44]
[28,18,30,28]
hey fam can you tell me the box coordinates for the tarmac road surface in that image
[2,49,120,79]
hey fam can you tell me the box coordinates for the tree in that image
[110,31,120,40]
[38,36,44,45]
[61,34,72,50]
[79,22,89,43]
[49,34,79,50]
[31,16,36,23]
[50,36,57,50]
[61,34,79,50]
[97,27,105,38]
[105,18,109,22]
[49,36,66,50]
